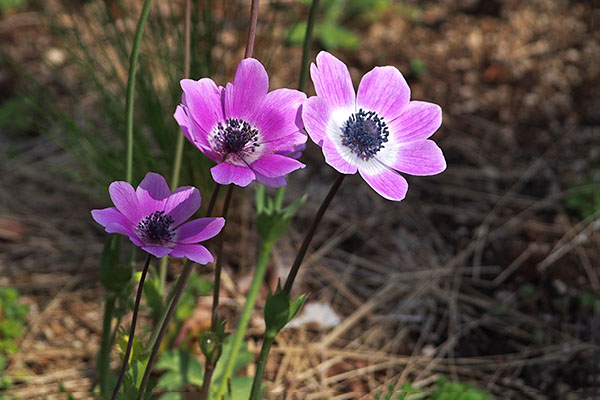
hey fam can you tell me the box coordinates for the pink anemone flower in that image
[302,51,447,201]
[174,58,307,188]
[91,172,225,264]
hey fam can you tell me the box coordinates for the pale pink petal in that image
[170,244,214,264]
[390,140,446,176]
[211,163,256,187]
[302,96,331,146]
[224,58,269,119]
[387,101,442,143]
[142,246,173,258]
[109,181,144,223]
[250,154,305,178]
[356,66,410,121]
[176,217,225,244]
[311,51,355,109]
[359,166,409,201]
[323,139,357,174]
[180,78,224,134]
[163,186,201,227]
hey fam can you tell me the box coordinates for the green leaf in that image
[155,349,204,390]
[210,336,253,396]
[264,285,308,338]
[286,22,308,46]
[143,270,164,321]
[100,235,133,294]
[318,22,360,50]
[226,376,255,400]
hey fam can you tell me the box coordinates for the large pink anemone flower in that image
[91,172,225,264]
[302,51,446,201]
[174,58,307,188]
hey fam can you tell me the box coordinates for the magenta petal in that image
[180,78,223,134]
[170,244,214,264]
[136,172,170,216]
[109,181,143,223]
[311,51,355,109]
[388,101,442,143]
[323,139,357,174]
[302,96,331,146]
[250,154,305,178]
[357,66,410,121]
[142,246,173,258]
[92,207,129,228]
[359,166,408,201]
[164,186,201,227]
[177,217,225,244]
[174,105,192,142]
[224,58,269,119]
[211,163,255,187]
[255,173,287,188]
[391,140,447,176]
[251,88,306,143]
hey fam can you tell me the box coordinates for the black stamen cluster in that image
[137,210,174,244]
[214,118,260,155]
[342,109,389,160]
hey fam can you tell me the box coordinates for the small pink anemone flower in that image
[174,58,307,188]
[91,172,225,264]
[302,51,446,201]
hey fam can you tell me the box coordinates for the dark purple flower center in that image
[342,109,389,160]
[136,211,175,244]
[214,118,260,155]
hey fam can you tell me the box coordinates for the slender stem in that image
[298,0,319,92]
[248,336,275,400]
[199,185,234,399]
[214,240,274,400]
[159,0,194,294]
[110,253,152,400]
[137,183,224,399]
[244,0,260,58]
[98,293,116,398]
[125,0,153,183]
[137,260,195,400]
[283,174,345,293]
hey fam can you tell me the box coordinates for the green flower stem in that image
[158,0,193,295]
[248,335,275,400]
[298,0,320,93]
[200,185,234,400]
[136,183,225,399]
[98,293,116,398]
[248,174,345,395]
[111,253,152,400]
[213,240,274,400]
[125,0,153,183]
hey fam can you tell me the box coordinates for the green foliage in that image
[375,377,493,400]
[256,185,307,245]
[580,291,600,314]
[0,0,26,14]
[286,0,392,50]
[143,267,165,322]
[0,287,29,392]
[154,336,253,400]
[410,58,427,77]
[264,283,307,338]
[565,181,600,220]
[175,272,213,322]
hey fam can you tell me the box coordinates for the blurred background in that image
[0,0,599,398]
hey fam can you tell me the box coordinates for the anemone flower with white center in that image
[91,172,225,264]
[302,51,446,201]
[174,58,307,188]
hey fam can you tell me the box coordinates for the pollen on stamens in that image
[213,118,260,156]
[341,109,389,161]
[136,210,175,244]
